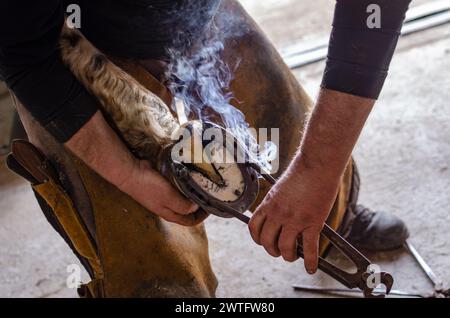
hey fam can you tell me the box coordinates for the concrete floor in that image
[0,0,449,297]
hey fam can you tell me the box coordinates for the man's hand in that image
[249,89,375,273]
[118,159,208,226]
[249,158,340,273]
[66,111,205,226]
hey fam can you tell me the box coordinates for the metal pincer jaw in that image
[297,224,395,298]
[360,271,394,298]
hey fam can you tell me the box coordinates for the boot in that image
[341,164,409,251]
[346,204,409,251]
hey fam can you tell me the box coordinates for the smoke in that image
[164,1,276,171]
[166,40,245,128]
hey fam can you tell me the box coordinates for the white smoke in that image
[164,4,276,172]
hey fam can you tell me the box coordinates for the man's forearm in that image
[303,0,410,177]
[64,110,137,189]
[291,89,375,181]
[64,109,201,225]
[248,89,376,270]
[249,0,412,269]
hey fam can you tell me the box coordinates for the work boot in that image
[345,205,410,251]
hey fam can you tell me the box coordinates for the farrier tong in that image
[162,121,394,298]
[247,169,394,298]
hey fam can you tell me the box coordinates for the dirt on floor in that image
[0,0,449,297]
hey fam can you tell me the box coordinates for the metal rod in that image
[282,1,450,69]
[292,284,425,298]
[404,0,450,22]
[401,10,450,36]
[404,240,443,288]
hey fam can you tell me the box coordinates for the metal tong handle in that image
[229,210,376,293]
[304,224,372,290]
[241,170,393,296]
[257,169,372,287]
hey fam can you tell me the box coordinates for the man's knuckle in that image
[282,254,296,263]
[250,232,261,245]
[248,219,256,232]
[263,246,276,257]
[260,235,270,247]
[261,240,278,257]
[278,241,291,253]
[254,208,266,219]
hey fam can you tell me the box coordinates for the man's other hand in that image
[249,159,339,274]
[249,89,375,274]
[66,111,205,227]
[118,160,206,226]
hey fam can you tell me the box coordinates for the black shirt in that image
[0,0,409,142]
[0,0,220,142]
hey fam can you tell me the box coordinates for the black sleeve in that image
[321,0,412,99]
[0,0,98,143]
